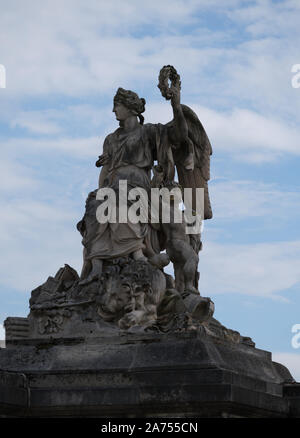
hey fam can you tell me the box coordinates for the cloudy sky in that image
[0,0,300,380]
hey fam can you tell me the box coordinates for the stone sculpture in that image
[3,67,299,419]
[28,65,215,335]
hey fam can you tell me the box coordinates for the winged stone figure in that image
[157,65,213,221]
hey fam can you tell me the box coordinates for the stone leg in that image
[79,258,103,285]
[183,253,199,294]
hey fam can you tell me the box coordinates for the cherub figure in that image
[159,183,201,295]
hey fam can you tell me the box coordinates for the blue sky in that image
[0,0,300,379]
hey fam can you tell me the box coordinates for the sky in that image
[0,0,300,381]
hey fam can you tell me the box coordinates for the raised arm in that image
[170,84,189,143]
[169,85,194,170]
[158,65,194,170]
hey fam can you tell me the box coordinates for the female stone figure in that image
[78,66,213,291]
[78,86,179,283]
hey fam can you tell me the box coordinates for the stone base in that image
[0,327,299,418]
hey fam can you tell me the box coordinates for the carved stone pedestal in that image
[1,322,299,418]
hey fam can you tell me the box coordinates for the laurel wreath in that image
[158,65,181,100]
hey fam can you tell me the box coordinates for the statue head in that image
[113,87,146,125]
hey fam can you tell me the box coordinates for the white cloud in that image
[201,240,300,300]
[0,159,36,193]
[220,39,300,119]
[0,0,298,119]
[210,179,300,220]
[11,111,62,135]
[0,0,219,97]
[228,0,300,38]
[272,352,300,382]
[0,136,101,157]
[0,197,83,291]
[0,0,299,166]
[9,104,115,136]
[191,105,300,162]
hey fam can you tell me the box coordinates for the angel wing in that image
[168,104,213,220]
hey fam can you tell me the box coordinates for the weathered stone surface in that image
[0,328,299,418]
[22,259,215,340]
[4,317,29,340]
[283,383,300,417]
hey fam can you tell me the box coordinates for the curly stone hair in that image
[113,87,146,125]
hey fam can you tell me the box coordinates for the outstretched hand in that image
[95,153,109,167]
